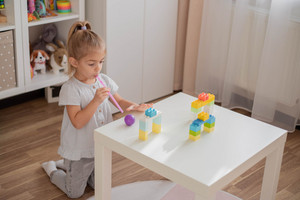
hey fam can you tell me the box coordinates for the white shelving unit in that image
[0,24,16,32]
[0,0,84,100]
[0,0,24,99]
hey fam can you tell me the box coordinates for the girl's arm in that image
[67,87,110,129]
[110,93,153,112]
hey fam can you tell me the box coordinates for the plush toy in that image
[32,23,57,53]
[30,50,50,75]
[46,40,68,74]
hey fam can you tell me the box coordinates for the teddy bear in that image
[46,40,68,74]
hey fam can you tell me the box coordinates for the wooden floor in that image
[0,95,299,200]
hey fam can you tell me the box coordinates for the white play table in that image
[94,92,287,200]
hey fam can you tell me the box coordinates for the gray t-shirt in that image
[58,73,118,160]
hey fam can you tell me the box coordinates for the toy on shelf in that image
[53,0,58,10]
[28,0,35,13]
[27,0,57,22]
[124,114,135,126]
[30,50,49,76]
[57,1,71,14]
[27,0,40,22]
[189,92,216,141]
[35,0,47,17]
[32,24,57,53]
[46,40,68,74]
[28,12,39,22]
[0,0,4,9]
[49,0,55,10]
[138,108,162,141]
[44,0,51,9]
[45,8,57,17]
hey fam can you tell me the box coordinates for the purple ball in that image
[124,114,135,126]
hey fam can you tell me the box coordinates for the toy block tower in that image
[139,108,162,141]
[189,92,216,141]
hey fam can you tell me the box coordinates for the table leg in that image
[95,144,112,200]
[260,143,285,200]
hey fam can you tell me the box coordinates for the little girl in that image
[42,21,152,198]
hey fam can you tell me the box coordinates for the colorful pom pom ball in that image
[124,114,135,126]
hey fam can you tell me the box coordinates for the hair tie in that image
[81,26,87,30]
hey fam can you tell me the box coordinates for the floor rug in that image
[87,180,175,200]
[87,180,242,200]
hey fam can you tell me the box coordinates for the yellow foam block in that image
[198,112,209,121]
[191,100,205,109]
[152,123,161,134]
[204,126,214,133]
[207,93,215,103]
[139,129,148,141]
[189,134,201,141]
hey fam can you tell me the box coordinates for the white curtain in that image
[195,0,300,132]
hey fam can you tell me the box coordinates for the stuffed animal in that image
[30,50,49,75]
[46,40,68,74]
[32,24,57,53]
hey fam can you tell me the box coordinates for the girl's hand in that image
[93,87,110,104]
[126,103,153,112]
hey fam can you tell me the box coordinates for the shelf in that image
[25,72,69,92]
[0,72,69,99]
[28,12,79,27]
[0,23,15,32]
[0,87,25,100]
[0,0,85,100]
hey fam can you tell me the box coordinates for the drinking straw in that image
[97,76,124,113]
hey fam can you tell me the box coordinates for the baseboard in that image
[0,89,44,109]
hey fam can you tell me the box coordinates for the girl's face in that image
[71,48,105,84]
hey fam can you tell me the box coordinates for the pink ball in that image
[124,114,135,126]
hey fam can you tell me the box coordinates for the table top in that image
[94,92,287,193]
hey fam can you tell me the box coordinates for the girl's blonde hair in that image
[67,21,106,76]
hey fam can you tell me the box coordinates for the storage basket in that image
[0,30,16,91]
